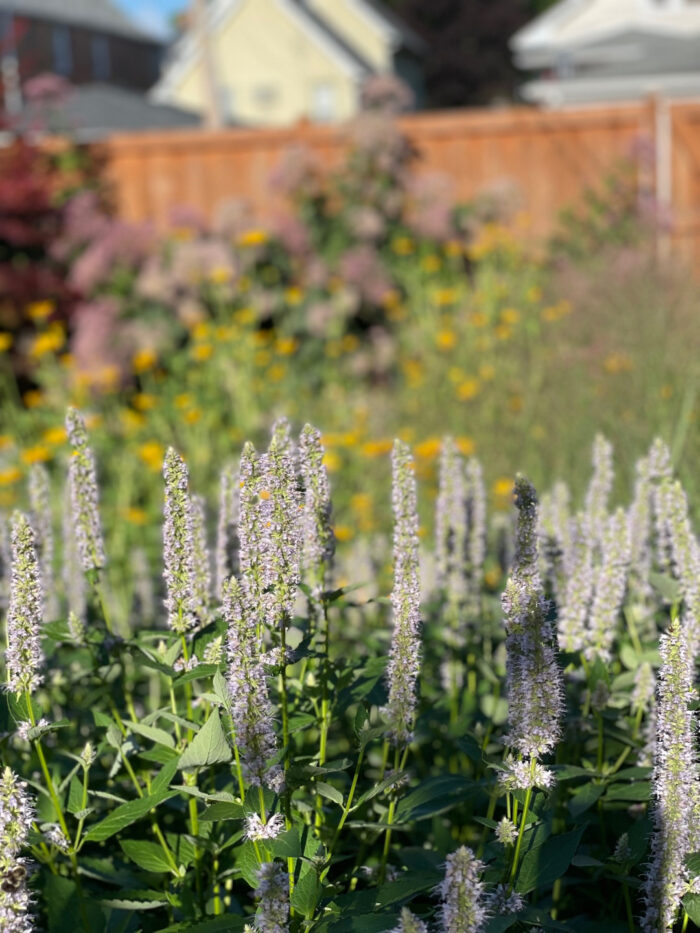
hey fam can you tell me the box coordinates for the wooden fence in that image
[97,97,700,265]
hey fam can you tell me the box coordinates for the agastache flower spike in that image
[435,437,467,612]
[641,617,699,932]
[62,483,86,624]
[224,577,284,792]
[191,494,212,622]
[0,767,35,932]
[627,454,654,603]
[65,407,106,571]
[383,440,422,746]
[392,907,428,933]
[0,513,11,610]
[162,448,198,634]
[298,424,335,606]
[557,512,594,653]
[648,439,674,572]
[465,457,486,615]
[238,442,265,611]
[5,512,44,695]
[538,481,571,603]
[28,463,56,620]
[584,434,614,551]
[657,479,700,653]
[215,462,239,599]
[254,861,289,933]
[439,846,487,933]
[502,476,563,758]
[586,507,631,662]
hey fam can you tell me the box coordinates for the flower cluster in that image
[162,448,198,634]
[586,507,631,661]
[253,861,289,933]
[439,846,487,933]
[383,440,422,745]
[0,767,35,933]
[28,463,55,619]
[298,424,335,605]
[215,462,239,598]
[66,407,106,571]
[5,512,44,695]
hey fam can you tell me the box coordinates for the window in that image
[91,35,111,80]
[311,82,336,123]
[252,84,279,109]
[52,25,73,76]
[217,86,236,122]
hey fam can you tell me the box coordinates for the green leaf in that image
[394,775,474,823]
[269,825,303,860]
[290,864,321,918]
[179,709,232,770]
[682,893,700,925]
[604,782,650,802]
[67,775,84,815]
[44,874,106,933]
[119,839,176,875]
[200,802,245,822]
[515,827,584,894]
[154,917,246,932]
[568,782,604,818]
[128,720,176,749]
[84,791,176,843]
[151,758,181,795]
[315,782,343,806]
[686,852,700,876]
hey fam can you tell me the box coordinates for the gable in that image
[0,0,156,41]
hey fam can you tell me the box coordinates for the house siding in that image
[305,0,392,71]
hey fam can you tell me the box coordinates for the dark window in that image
[91,34,111,80]
[52,25,73,76]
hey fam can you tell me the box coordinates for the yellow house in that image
[151,0,425,127]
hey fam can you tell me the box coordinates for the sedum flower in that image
[586,507,631,662]
[215,462,239,599]
[391,907,428,933]
[162,448,198,634]
[501,477,563,758]
[224,577,284,793]
[191,494,212,622]
[641,616,699,932]
[5,513,44,695]
[254,861,289,933]
[28,463,56,620]
[439,846,487,933]
[584,434,614,550]
[244,812,285,842]
[0,766,35,932]
[298,424,335,606]
[65,407,106,571]
[383,441,422,746]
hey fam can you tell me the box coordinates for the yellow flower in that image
[421,254,441,274]
[268,364,286,383]
[184,408,201,425]
[334,525,354,542]
[21,446,50,465]
[0,467,22,485]
[495,324,512,341]
[456,436,475,456]
[493,477,513,500]
[234,307,256,326]
[433,288,458,307]
[139,441,165,472]
[209,266,232,285]
[175,394,192,410]
[361,439,393,458]
[603,353,633,374]
[132,348,158,373]
[275,337,298,357]
[0,435,13,450]
[444,239,463,258]
[469,311,488,328]
[402,359,424,388]
[29,327,65,359]
[123,507,148,525]
[436,329,457,351]
[414,438,442,460]
[398,427,415,443]
[133,393,156,412]
[27,300,54,321]
[479,363,495,381]
[391,236,415,256]
[191,321,211,341]
[285,286,304,305]
[350,493,372,514]
[59,353,74,368]
[500,308,520,326]
[457,378,480,401]
[0,332,12,352]
[323,451,342,473]
[23,390,43,409]
[484,567,501,588]
[237,229,268,248]
[382,289,401,310]
[120,409,146,432]
[192,343,213,362]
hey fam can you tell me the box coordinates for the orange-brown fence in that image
[97,97,700,264]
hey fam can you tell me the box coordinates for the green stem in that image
[508,760,535,890]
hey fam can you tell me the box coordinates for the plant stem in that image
[508,759,536,890]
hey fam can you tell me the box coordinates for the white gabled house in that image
[512,0,700,106]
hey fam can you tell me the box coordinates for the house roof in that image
[0,0,162,42]
[520,70,700,107]
[338,0,427,56]
[512,0,700,67]
[18,83,200,139]
[153,0,377,104]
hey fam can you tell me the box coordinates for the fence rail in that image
[96,98,700,263]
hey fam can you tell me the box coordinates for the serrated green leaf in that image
[84,791,176,842]
[127,720,176,749]
[568,782,604,818]
[179,710,232,770]
[120,838,176,875]
[67,775,84,815]
[683,893,700,925]
[515,827,584,894]
[315,781,343,806]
